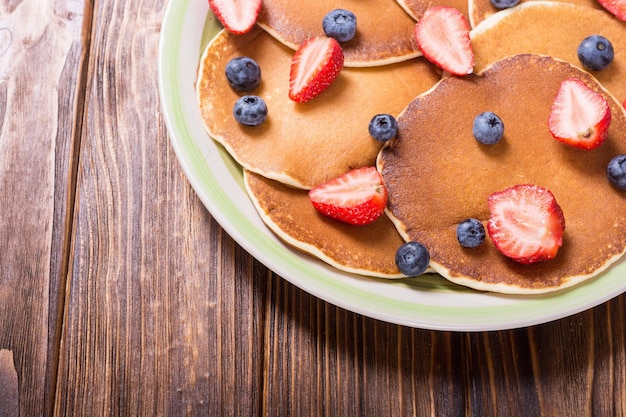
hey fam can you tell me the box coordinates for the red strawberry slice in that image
[289,36,344,103]
[308,167,387,226]
[487,184,565,264]
[414,6,474,76]
[597,0,626,21]
[208,0,262,35]
[548,78,611,150]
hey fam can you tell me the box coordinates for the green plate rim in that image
[157,0,626,331]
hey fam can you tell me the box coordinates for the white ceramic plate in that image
[157,0,626,331]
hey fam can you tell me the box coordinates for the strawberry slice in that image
[289,36,344,103]
[548,78,611,150]
[487,184,565,264]
[208,0,262,35]
[308,167,387,226]
[414,6,474,76]
[597,0,626,21]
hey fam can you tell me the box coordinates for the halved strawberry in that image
[548,78,611,150]
[208,0,262,35]
[289,36,344,103]
[597,0,626,21]
[308,167,387,226]
[414,6,474,76]
[487,184,565,264]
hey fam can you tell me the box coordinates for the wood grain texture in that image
[1,0,626,415]
[0,0,87,415]
[0,350,19,416]
[54,0,265,414]
[264,277,626,416]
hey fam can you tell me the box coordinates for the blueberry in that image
[607,154,626,190]
[369,114,398,142]
[233,95,268,126]
[322,9,357,42]
[473,112,504,145]
[489,0,519,9]
[577,35,614,71]
[225,56,262,92]
[395,241,430,276]
[456,218,486,248]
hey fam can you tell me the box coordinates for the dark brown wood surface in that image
[0,0,625,415]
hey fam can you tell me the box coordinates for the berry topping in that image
[596,0,626,21]
[577,35,614,71]
[208,0,262,35]
[289,36,344,103]
[472,112,504,144]
[456,218,486,248]
[414,6,474,76]
[322,9,357,43]
[489,0,520,9]
[548,78,611,150]
[225,56,261,92]
[607,154,626,190]
[368,114,398,142]
[395,241,430,276]
[232,95,267,126]
[487,184,565,264]
[308,167,387,226]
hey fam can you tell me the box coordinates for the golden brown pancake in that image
[197,26,440,190]
[256,0,421,66]
[468,0,601,28]
[471,2,626,102]
[377,54,626,294]
[396,0,471,24]
[244,170,408,278]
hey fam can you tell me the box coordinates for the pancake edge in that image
[243,170,410,279]
[256,24,423,68]
[376,53,626,294]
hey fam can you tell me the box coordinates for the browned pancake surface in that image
[197,27,440,189]
[378,54,626,293]
[471,2,626,102]
[396,0,471,24]
[468,0,601,28]
[257,0,420,66]
[244,170,405,277]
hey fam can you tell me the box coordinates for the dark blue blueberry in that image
[395,241,430,276]
[322,9,357,42]
[368,114,398,142]
[456,218,486,248]
[225,56,262,92]
[578,35,614,71]
[473,112,504,145]
[489,0,519,9]
[233,95,268,126]
[607,154,626,190]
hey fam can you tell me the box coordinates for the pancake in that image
[395,0,471,24]
[256,0,421,66]
[243,170,408,278]
[470,2,626,102]
[377,54,626,294]
[468,0,601,28]
[196,26,440,190]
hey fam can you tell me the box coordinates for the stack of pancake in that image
[196,0,626,293]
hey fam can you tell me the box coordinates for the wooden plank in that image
[54,0,266,414]
[263,272,626,415]
[0,349,19,417]
[0,0,89,415]
[263,276,470,416]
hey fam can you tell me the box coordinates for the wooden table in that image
[1,0,625,415]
